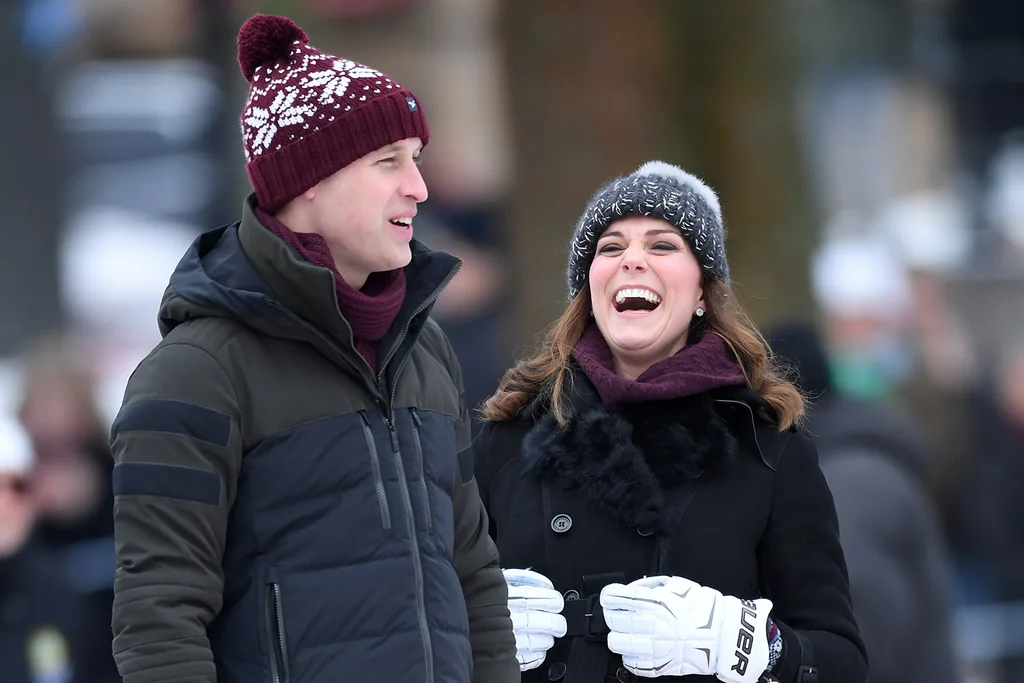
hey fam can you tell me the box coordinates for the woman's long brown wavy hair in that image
[479,277,805,431]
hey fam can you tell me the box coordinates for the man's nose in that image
[403,164,428,203]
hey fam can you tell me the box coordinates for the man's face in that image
[305,137,427,288]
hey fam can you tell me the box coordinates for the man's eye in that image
[379,157,397,165]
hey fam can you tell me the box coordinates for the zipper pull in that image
[410,408,422,427]
[387,418,399,452]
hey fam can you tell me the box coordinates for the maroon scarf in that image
[571,324,748,410]
[255,207,406,372]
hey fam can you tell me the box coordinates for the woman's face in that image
[589,216,704,376]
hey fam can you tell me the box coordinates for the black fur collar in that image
[521,374,743,535]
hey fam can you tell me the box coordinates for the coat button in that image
[563,589,580,601]
[547,661,566,680]
[616,666,636,682]
[551,513,573,533]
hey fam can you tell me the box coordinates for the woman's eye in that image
[652,242,678,251]
[379,157,397,165]
[598,244,622,254]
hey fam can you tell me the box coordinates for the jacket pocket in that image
[409,408,432,529]
[359,412,392,529]
[265,570,290,683]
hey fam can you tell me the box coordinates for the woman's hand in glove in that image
[503,568,568,671]
[600,575,772,682]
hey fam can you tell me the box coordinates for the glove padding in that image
[503,568,568,671]
[600,575,772,683]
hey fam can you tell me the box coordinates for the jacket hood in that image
[159,223,285,337]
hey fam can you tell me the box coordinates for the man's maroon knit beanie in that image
[237,14,429,211]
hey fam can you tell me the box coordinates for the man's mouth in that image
[613,288,662,313]
[389,217,412,228]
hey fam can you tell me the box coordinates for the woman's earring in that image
[695,306,705,317]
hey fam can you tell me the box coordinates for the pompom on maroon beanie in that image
[237,14,430,212]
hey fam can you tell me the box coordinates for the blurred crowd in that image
[0,1,1022,682]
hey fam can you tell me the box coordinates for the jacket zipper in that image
[374,266,459,683]
[265,578,290,683]
[386,416,435,683]
[409,408,432,528]
[376,263,461,388]
[359,413,392,529]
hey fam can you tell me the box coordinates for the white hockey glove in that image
[600,575,772,683]
[503,568,568,671]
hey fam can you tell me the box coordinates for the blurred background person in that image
[766,320,958,683]
[807,231,918,405]
[965,339,1024,683]
[0,413,115,683]
[16,334,118,683]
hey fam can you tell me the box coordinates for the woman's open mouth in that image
[613,288,662,314]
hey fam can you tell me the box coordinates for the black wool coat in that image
[474,370,867,683]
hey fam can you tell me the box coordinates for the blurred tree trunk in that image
[665,1,815,325]
[500,0,814,355]
[499,0,673,354]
